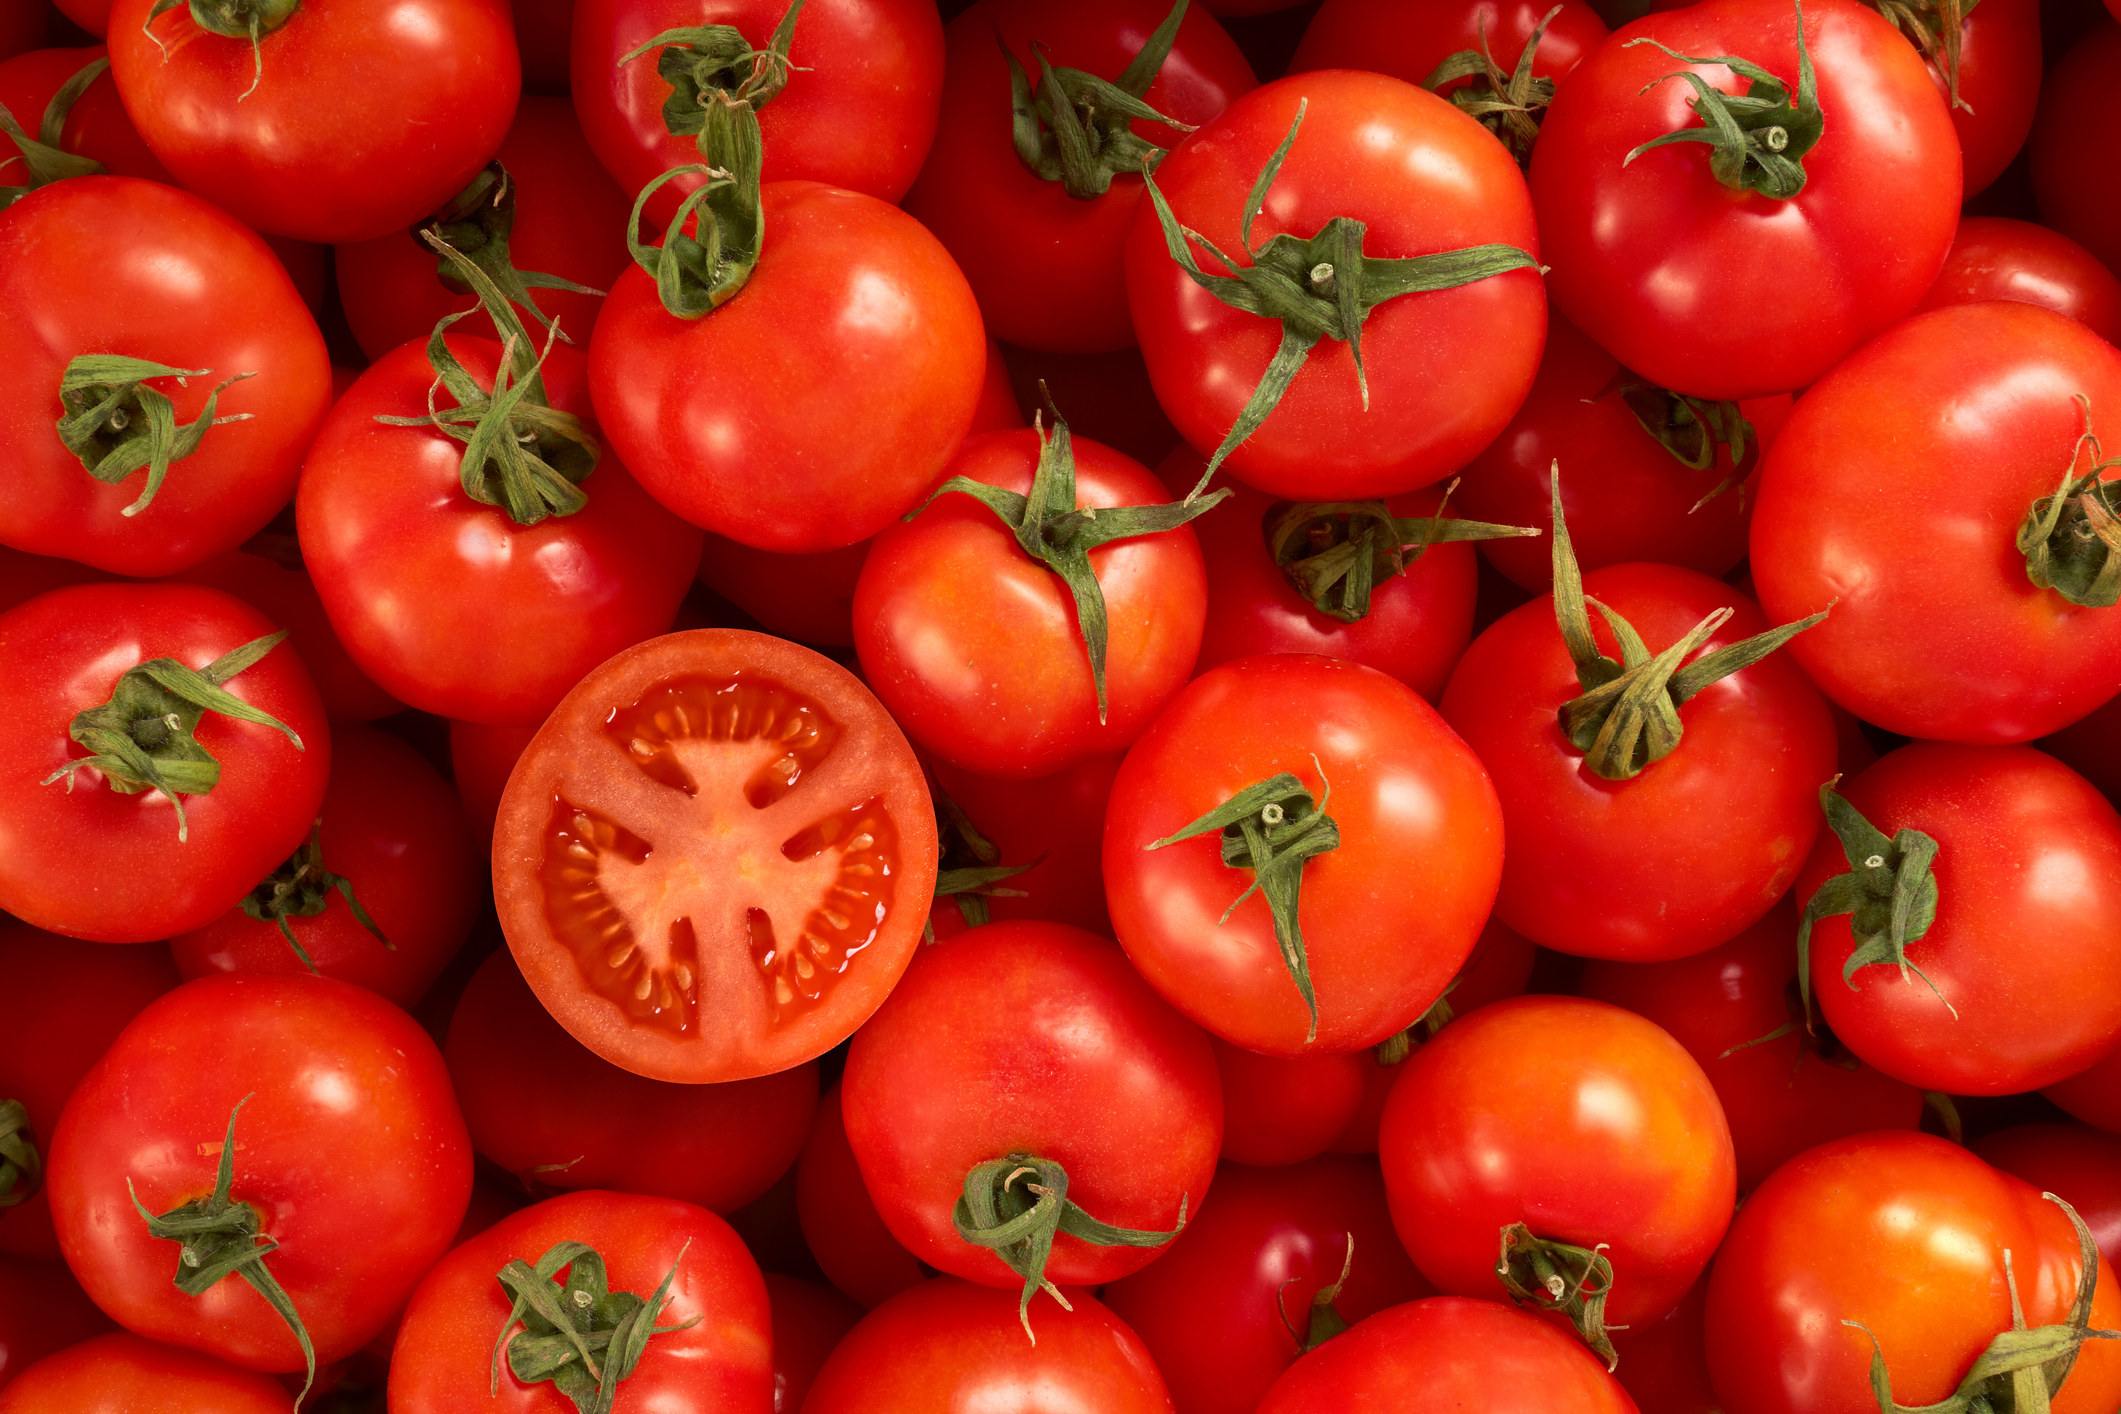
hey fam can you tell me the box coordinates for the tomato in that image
[388,1189,773,1414]
[572,0,942,228]
[1451,317,1786,592]
[1106,653,1503,1054]
[1704,1131,2121,1414]
[697,537,872,647]
[167,545,399,722]
[763,1275,859,1414]
[1442,562,1834,961]
[1127,70,1545,499]
[2047,1042,2121,1135]
[1103,1157,1432,1412]
[1531,0,1961,400]
[334,97,631,360]
[794,1085,927,1309]
[0,584,329,943]
[1257,1297,1639,1414]
[1752,303,2121,743]
[1212,1041,1368,1167]
[0,550,103,617]
[0,45,167,183]
[168,725,478,1008]
[0,928,177,1261]
[803,1278,1172,1414]
[1579,903,1922,1192]
[929,753,1121,938]
[1930,0,2040,194]
[856,428,1209,779]
[49,975,471,1373]
[298,330,701,726]
[0,179,331,576]
[0,0,40,58]
[1794,743,2121,1095]
[2043,692,2121,806]
[590,182,986,555]
[2030,22,2121,279]
[1291,0,1607,102]
[1003,342,1181,467]
[0,1258,110,1392]
[106,0,518,243]
[1913,217,2121,347]
[1975,1125,2121,1267]
[843,921,1217,1299]
[492,628,939,1083]
[1611,1278,1718,1414]
[447,717,538,855]
[447,950,818,1213]
[904,0,1256,353]
[0,1333,290,1413]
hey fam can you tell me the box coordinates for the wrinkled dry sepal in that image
[1495,1223,1620,1370]
[491,1239,700,1414]
[1795,782,1944,1022]
[1621,0,1824,199]
[1000,0,1194,195]
[424,163,605,346]
[54,356,256,517]
[0,1100,39,1209]
[2020,460,2121,609]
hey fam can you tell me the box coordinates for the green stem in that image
[1424,5,1565,164]
[489,1240,701,1414]
[1795,779,1951,1024]
[1494,1223,1618,1370]
[1622,0,1824,199]
[54,356,255,518]
[240,819,391,972]
[1002,0,1197,198]
[2020,396,2121,608]
[143,0,302,101]
[417,163,605,346]
[1265,484,1537,623]
[0,56,110,206]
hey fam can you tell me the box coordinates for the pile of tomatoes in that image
[5,0,2121,1407]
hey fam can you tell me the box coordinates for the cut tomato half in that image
[494,630,939,1082]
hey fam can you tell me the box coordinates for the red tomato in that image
[1975,1124,2121,1268]
[49,975,471,1371]
[696,537,871,647]
[0,584,329,943]
[855,429,1209,779]
[1752,303,2121,744]
[0,549,103,616]
[1704,1131,2121,1414]
[492,628,940,1083]
[929,753,1121,938]
[0,1258,111,1392]
[1913,217,2121,347]
[763,1275,860,1414]
[334,97,631,360]
[0,45,167,182]
[446,950,818,1213]
[1579,903,1923,1192]
[1257,1297,1639,1414]
[1441,564,1835,961]
[794,1085,927,1309]
[843,921,1219,1293]
[590,181,986,555]
[1932,0,2039,194]
[1381,995,1737,1334]
[1127,70,1545,499]
[1794,743,2121,1095]
[1292,0,1607,98]
[0,178,331,576]
[572,0,941,226]
[0,0,41,59]
[171,547,402,724]
[2030,22,2121,278]
[1451,317,1783,591]
[1106,654,1504,1054]
[2042,692,2121,805]
[1531,0,1961,399]
[0,929,176,1262]
[106,0,519,243]
[1212,1041,1367,1167]
[1002,342,1180,467]
[298,332,701,726]
[0,1333,290,1413]
[447,717,538,855]
[168,726,478,1008]
[388,1189,773,1414]
[2048,1042,2121,1135]
[904,0,1256,353]
[803,1278,1172,1414]
[1103,1157,1432,1413]
[1611,1278,1718,1414]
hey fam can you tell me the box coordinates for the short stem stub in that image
[490,1239,701,1414]
[1003,0,1196,198]
[1622,0,1824,199]
[2020,396,2121,608]
[241,818,391,973]
[1495,1222,1621,1370]
[0,1099,39,1208]
[1266,486,1538,623]
[1424,5,1565,163]
[1795,778,1951,1024]
[55,356,255,518]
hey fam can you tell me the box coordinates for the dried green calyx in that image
[628,0,805,135]
[1606,375,1756,509]
[954,1154,1186,1343]
[1141,100,1540,495]
[1266,485,1537,623]
[1278,1234,1357,1352]
[2020,397,2121,608]
[1147,763,1339,1041]
[143,0,302,101]
[1623,0,1823,200]
[491,1240,700,1414]
[926,780,1035,941]
[241,819,391,973]
[43,631,301,843]
[0,1100,38,1208]
[1496,1223,1618,1370]
[416,163,604,346]
[1795,780,1952,1021]
[1424,5,1566,164]
[1004,0,1196,198]
[56,356,255,519]
[1867,0,1981,112]
[0,56,110,207]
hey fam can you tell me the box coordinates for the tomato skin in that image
[298,332,701,726]
[1106,654,1504,1055]
[763,1275,859,1414]
[0,1333,291,1413]
[1125,70,1545,500]
[1382,996,1735,1330]
[2047,1043,2121,1135]
[1974,1125,2121,1268]
[388,1190,774,1414]
[49,975,472,1371]
[106,0,519,243]
[794,1085,927,1309]
[1752,303,2121,744]
[803,1278,1172,1414]
[842,921,1220,1290]
[590,182,986,555]
[855,430,1208,779]
[571,0,941,227]
[446,950,818,1213]
[0,584,330,944]
[335,97,631,361]
[1704,1131,2121,1414]
[0,1258,112,1392]
[1611,1279,1718,1414]
[2030,23,2121,278]
[1938,0,2040,194]
[1441,564,1834,962]
[1212,1041,1368,1167]
[170,549,402,723]
[168,726,478,1008]
[1796,743,2121,1095]
[903,0,1256,354]
[1291,0,1607,94]
[1102,1157,1432,1414]
[1257,1296,1640,1414]
[447,718,538,856]
[1913,217,2121,347]
[930,753,1121,937]
[697,537,871,647]
[1531,0,1960,401]
[0,179,331,577]
[0,929,177,1261]
[1579,904,1923,1192]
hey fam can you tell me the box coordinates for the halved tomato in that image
[491,629,938,1082]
